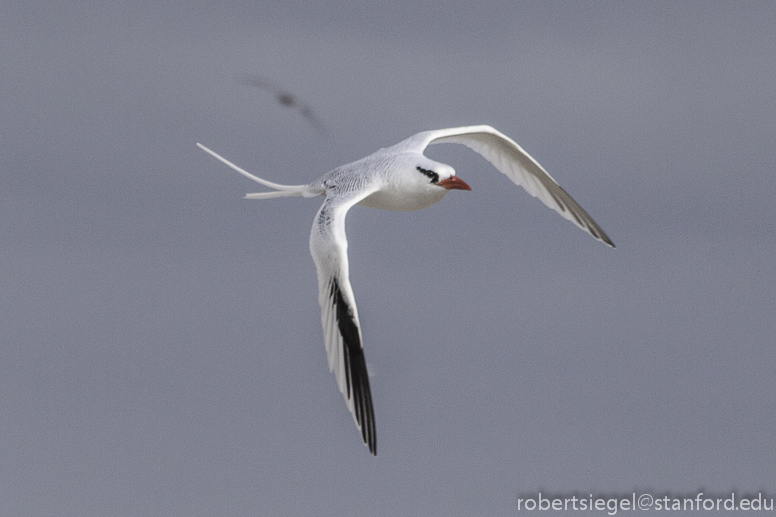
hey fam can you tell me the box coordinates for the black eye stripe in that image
[416,166,439,183]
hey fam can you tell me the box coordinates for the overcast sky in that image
[1,1,774,516]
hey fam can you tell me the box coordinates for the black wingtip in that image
[344,339,377,456]
[331,279,377,456]
[599,230,616,248]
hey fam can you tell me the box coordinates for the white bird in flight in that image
[196,125,614,456]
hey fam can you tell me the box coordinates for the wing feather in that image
[309,188,380,455]
[413,125,614,247]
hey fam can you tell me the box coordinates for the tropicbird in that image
[196,125,614,456]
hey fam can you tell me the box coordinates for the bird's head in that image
[410,157,471,192]
[358,154,472,212]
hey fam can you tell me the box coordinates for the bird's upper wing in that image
[411,125,614,247]
[309,186,381,455]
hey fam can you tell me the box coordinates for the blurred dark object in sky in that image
[240,74,329,137]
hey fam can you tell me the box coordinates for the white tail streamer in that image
[196,142,314,198]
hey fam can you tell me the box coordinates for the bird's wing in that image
[309,186,381,455]
[413,125,614,247]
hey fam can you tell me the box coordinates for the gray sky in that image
[1,1,774,515]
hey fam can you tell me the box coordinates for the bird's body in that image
[197,125,614,456]
[319,151,456,212]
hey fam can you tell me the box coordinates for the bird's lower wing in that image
[421,125,614,247]
[309,188,380,455]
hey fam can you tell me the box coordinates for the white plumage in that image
[197,125,614,456]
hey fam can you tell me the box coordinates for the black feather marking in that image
[552,191,583,227]
[571,210,584,227]
[549,192,567,213]
[416,166,439,184]
[330,279,377,455]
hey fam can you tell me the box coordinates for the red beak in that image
[438,176,472,191]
